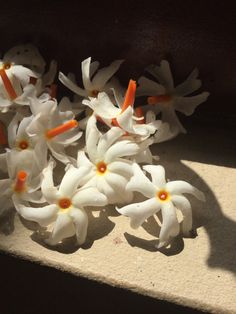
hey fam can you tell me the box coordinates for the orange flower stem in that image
[50,84,57,99]
[46,120,78,139]
[147,94,172,105]
[14,171,27,192]
[121,79,136,113]
[0,69,17,100]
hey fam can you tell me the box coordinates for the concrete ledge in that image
[1,125,236,313]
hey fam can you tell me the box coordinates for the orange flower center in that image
[14,170,27,193]
[18,140,29,150]
[58,198,72,209]
[90,90,99,97]
[147,94,172,105]
[3,63,11,70]
[96,161,107,175]
[157,190,169,201]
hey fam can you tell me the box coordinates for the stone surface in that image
[0,125,236,313]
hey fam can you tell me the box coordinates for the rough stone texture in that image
[0,125,236,313]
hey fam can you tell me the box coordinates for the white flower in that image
[83,80,160,139]
[0,150,44,217]
[26,97,82,164]
[59,57,123,98]
[14,160,107,245]
[3,44,46,75]
[0,59,37,112]
[137,60,210,134]
[117,164,205,248]
[77,115,139,204]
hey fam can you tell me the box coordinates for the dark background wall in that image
[1,1,236,127]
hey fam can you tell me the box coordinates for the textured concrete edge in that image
[0,245,232,314]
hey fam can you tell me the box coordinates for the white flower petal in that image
[158,201,180,248]
[117,197,160,229]
[137,76,165,96]
[8,113,21,148]
[175,68,201,96]
[69,207,88,245]
[116,106,135,133]
[104,140,139,163]
[46,213,75,245]
[41,159,58,203]
[161,107,186,134]
[83,92,119,119]
[171,195,192,235]
[142,165,166,188]
[85,116,100,162]
[81,57,93,91]
[107,160,133,177]
[47,141,75,165]
[166,180,205,201]
[22,191,45,204]
[174,92,210,116]
[17,116,33,139]
[77,151,93,168]
[92,60,123,90]
[14,199,58,227]
[97,127,124,158]
[59,72,87,97]
[72,187,107,207]
[59,165,89,198]
[90,60,100,77]
[96,176,117,204]
[126,163,156,198]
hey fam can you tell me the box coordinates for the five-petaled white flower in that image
[14,160,107,245]
[117,163,205,248]
[59,57,123,99]
[0,149,44,217]
[77,115,140,204]
[137,60,209,135]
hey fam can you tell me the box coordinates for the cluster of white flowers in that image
[0,44,208,249]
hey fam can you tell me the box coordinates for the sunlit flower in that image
[0,60,37,109]
[117,164,205,248]
[26,97,82,164]
[0,151,44,217]
[59,57,123,99]
[137,60,209,134]
[76,115,140,204]
[14,160,107,245]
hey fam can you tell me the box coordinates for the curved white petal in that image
[174,92,210,116]
[166,181,205,201]
[59,72,87,97]
[81,57,93,91]
[171,195,192,235]
[158,201,180,248]
[117,197,160,229]
[90,60,100,77]
[14,198,58,227]
[22,191,45,204]
[116,106,135,133]
[47,141,75,165]
[8,113,21,148]
[97,127,124,158]
[72,187,107,207]
[143,165,166,188]
[83,92,119,119]
[104,140,139,163]
[161,107,186,134]
[137,76,165,96]
[107,160,133,177]
[96,176,117,204]
[69,207,88,245]
[46,213,75,245]
[92,60,123,90]
[41,159,58,203]
[59,165,90,198]
[126,163,156,198]
[77,151,93,168]
[175,68,201,96]
[85,116,100,162]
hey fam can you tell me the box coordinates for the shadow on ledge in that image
[0,252,204,314]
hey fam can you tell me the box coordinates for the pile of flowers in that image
[0,44,209,249]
